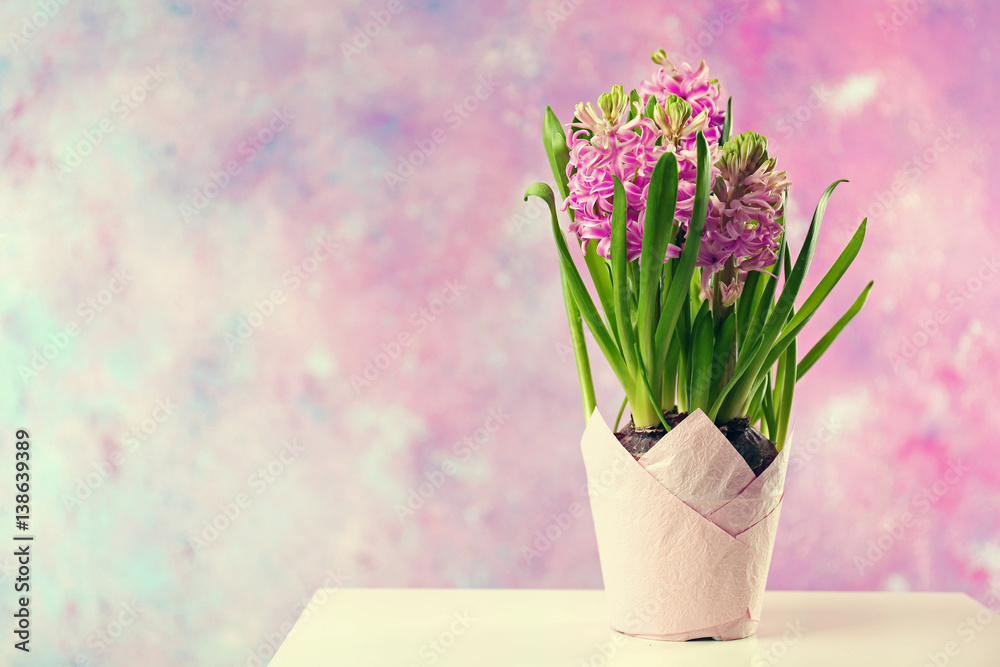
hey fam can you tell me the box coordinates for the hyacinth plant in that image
[525,50,873,450]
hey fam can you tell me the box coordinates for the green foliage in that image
[528,105,871,437]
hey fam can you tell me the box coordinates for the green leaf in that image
[761,373,777,440]
[629,89,641,121]
[543,107,571,202]
[756,219,868,379]
[711,312,737,405]
[712,179,847,421]
[722,258,778,412]
[776,338,796,450]
[689,300,715,412]
[560,266,597,423]
[780,190,792,281]
[746,373,769,426]
[653,132,712,378]
[781,219,868,338]
[690,266,702,305]
[774,321,788,407]
[583,243,618,341]
[628,262,640,319]
[782,237,793,282]
[677,354,690,412]
[613,395,628,432]
[545,108,620,338]
[720,97,733,145]
[749,237,782,345]
[672,291,693,412]
[675,286,693,352]
[611,176,638,373]
[798,281,874,379]
[549,107,622,338]
[735,269,759,352]
[764,178,850,343]
[645,95,658,118]
[634,344,669,431]
[527,182,634,393]
[661,330,682,411]
[637,152,679,394]
[741,208,785,354]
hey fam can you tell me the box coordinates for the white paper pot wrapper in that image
[582,407,790,641]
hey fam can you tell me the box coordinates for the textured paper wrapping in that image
[582,407,789,641]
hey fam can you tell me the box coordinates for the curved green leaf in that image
[746,375,768,427]
[776,338,796,450]
[735,270,758,353]
[645,95,658,118]
[781,219,867,337]
[560,267,596,423]
[544,107,620,339]
[583,243,618,342]
[637,152,679,391]
[689,300,715,412]
[543,107,571,201]
[611,176,637,373]
[721,97,733,145]
[798,281,874,379]
[526,182,634,393]
[761,373,777,440]
[634,344,669,431]
[613,395,628,432]
[755,219,868,379]
[654,132,712,377]
[712,179,848,421]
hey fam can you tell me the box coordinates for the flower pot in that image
[581,407,790,641]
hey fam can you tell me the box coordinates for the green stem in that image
[561,268,597,422]
[711,257,737,325]
[677,354,689,413]
[613,395,628,432]
[629,382,662,429]
[776,338,796,451]
[716,376,752,423]
[660,334,680,413]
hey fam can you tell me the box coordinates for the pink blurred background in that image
[1,0,998,664]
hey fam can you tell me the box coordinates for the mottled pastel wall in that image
[1,0,998,664]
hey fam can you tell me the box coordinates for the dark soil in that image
[616,409,688,459]
[616,411,778,477]
[718,417,778,476]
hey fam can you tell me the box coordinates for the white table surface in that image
[270,588,1000,666]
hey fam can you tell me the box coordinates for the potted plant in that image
[524,50,872,641]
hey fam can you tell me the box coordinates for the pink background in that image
[1,0,998,664]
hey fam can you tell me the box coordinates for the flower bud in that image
[651,49,674,70]
[598,85,628,120]
[719,131,771,176]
